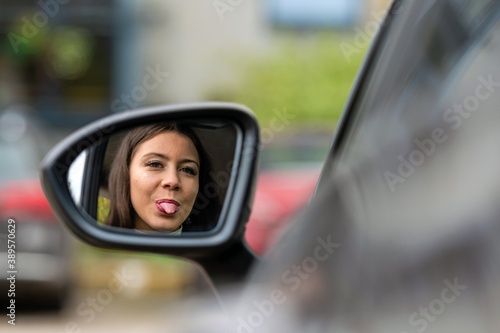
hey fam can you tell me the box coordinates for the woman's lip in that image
[155,199,180,215]
[156,199,179,206]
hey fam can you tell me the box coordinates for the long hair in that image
[106,122,221,232]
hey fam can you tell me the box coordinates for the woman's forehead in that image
[134,130,199,162]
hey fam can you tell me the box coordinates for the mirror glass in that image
[67,119,238,236]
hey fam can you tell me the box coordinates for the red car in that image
[245,139,328,255]
[245,167,321,255]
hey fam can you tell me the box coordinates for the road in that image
[0,290,191,333]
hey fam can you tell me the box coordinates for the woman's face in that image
[129,131,200,232]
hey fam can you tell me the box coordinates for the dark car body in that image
[228,0,500,331]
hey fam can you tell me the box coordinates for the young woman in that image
[105,122,221,234]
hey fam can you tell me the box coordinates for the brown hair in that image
[106,122,220,231]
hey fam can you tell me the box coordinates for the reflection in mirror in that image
[87,120,238,236]
[68,150,87,205]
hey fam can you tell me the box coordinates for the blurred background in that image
[0,0,389,330]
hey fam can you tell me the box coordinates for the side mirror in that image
[41,102,260,284]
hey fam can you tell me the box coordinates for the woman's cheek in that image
[193,179,200,201]
[131,171,154,202]
[137,170,157,186]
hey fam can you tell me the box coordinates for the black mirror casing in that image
[40,102,260,282]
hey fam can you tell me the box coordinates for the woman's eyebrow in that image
[142,153,199,167]
[180,159,200,168]
[142,152,168,159]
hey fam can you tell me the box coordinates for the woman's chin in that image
[136,219,182,233]
[146,224,179,232]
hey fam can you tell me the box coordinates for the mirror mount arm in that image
[195,239,257,287]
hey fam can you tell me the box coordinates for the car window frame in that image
[313,0,401,195]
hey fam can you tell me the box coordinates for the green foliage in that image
[220,32,367,128]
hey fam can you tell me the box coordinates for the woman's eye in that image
[145,161,162,168]
[180,167,197,176]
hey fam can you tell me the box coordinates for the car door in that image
[225,0,500,332]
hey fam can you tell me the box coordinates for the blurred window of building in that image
[0,0,128,127]
[267,0,363,28]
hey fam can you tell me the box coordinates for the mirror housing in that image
[40,103,260,268]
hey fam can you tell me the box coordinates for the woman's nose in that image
[160,169,180,189]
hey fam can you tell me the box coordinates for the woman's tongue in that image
[159,202,178,214]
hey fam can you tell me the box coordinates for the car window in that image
[322,0,500,179]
